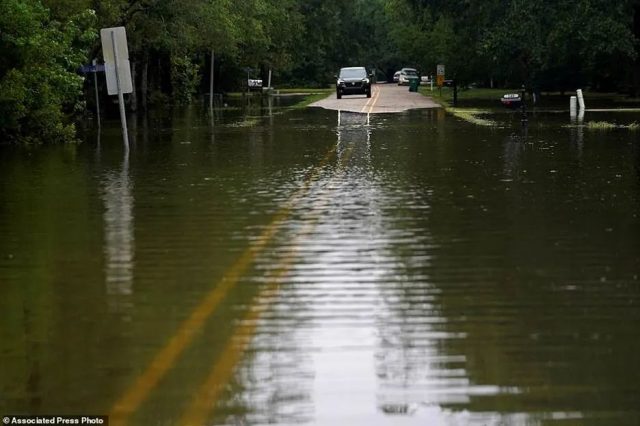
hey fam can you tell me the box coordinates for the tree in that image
[0,0,95,143]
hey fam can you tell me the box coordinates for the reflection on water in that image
[569,116,585,156]
[1,105,639,425]
[102,152,134,316]
[221,112,527,425]
[503,131,526,180]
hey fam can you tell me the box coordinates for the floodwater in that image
[1,101,639,426]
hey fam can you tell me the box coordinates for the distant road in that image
[309,83,440,114]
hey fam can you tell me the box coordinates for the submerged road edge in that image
[309,83,440,114]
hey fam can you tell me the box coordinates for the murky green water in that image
[1,103,639,425]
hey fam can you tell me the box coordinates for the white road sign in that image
[100,27,133,95]
[437,64,445,76]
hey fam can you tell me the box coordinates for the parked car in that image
[501,93,522,108]
[336,67,372,99]
[398,68,419,86]
[393,71,401,83]
[420,75,431,85]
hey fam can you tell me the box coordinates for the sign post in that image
[436,64,445,97]
[100,27,133,151]
[92,59,101,128]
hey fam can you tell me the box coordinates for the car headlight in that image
[337,79,345,86]
[363,78,369,84]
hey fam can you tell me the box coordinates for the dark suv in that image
[336,67,372,99]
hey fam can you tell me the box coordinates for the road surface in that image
[309,83,440,113]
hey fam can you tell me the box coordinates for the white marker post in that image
[576,89,586,111]
[101,27,133,151]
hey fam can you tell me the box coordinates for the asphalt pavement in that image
[309,83,440,114]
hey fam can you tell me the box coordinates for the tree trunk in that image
[141,53,149,111]
[130,60,137,112]
[632,4,640,96]
[209,49,214,111]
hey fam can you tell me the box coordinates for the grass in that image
[421,85,640,128]
[218,88,333,128]
[419,86,499,126]
[420,86,516,104]
[287,89,333,109]
[447,108,497,127]
[275,87,333,94]
[585,121,640,130]
[586,121,619,130]
[422,86,640,108]
[225,117,260,128]
[564,121,640,131]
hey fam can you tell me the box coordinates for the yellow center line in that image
[359,85,379,114]
[108,145,338,426]
[177,228,309,426]
[366,85,381,115]
[178,144,358,425]
[176,281,278,426]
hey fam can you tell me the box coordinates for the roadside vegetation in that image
[2,0,640,142]
[585,121,640,130]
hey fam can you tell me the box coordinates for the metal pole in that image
[268,68,272,89]
[93,59,101,128]
[111,30,129,151]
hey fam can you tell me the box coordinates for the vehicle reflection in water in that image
[2,104,639,425]
[102,152,134,317]
[222,110,518,425]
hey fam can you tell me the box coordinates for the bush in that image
[0,1,95,143]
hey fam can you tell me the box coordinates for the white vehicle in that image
[398,68,419,86]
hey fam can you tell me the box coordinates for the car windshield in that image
[340,68,366,79]
[403,70,418,76]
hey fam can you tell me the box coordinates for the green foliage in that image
[170,55,200,105]
[585,121,640,130]
[387,0,638,90]
[0,0,96,143]
[2,0,640,142]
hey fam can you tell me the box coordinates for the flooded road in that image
[310,83,440,113]
[1,104,640,425]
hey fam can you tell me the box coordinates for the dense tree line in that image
[1,0,639,142]
[386,0,639,93]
